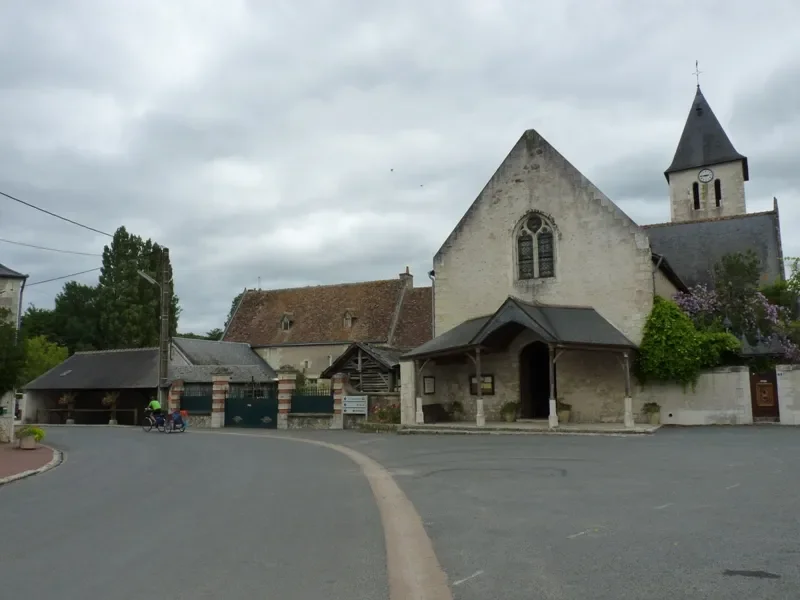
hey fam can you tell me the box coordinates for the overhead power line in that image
[0,189,113,237]
[0,237,102,256]
[27,267,102,287]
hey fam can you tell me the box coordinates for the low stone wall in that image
[288,413,333,429]
[634,367,751,425]
[186,414,212,429]
[776,365,800,424]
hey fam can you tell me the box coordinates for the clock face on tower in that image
[698,168,714,183]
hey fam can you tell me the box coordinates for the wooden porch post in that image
[623,351,634,428]
[548,344,558,428]
[475,347,485,427]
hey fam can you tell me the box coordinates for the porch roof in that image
[402,297,636,360]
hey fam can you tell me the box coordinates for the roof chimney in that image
[399,266,413,288]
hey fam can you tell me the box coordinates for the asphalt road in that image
[4,427,800,600]
[1,428,388,600]
[344,427,800,600]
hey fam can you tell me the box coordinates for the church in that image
[398,85,785,427]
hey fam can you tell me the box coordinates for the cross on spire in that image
[693,60,702,87]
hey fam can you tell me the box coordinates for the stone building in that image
[399,84,785,427]
[0,262,27,330]
[222,268,432,382]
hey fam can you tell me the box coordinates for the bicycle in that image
[142,408,167,433]
[164,411,187,433]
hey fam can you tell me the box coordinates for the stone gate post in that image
[331,373,346,429]
[211,368,231,428]
[277,369,296,430]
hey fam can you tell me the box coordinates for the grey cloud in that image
[1,1,799,333]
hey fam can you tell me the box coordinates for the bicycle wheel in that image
[156,419,167,433]
[142,417,153,432]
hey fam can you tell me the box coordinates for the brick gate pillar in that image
[331,373,346,430]
[277,369,296,430]
[211,368,231,428]
[168,379,184,414]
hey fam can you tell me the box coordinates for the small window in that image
[423,376,435,395]
[692,182,700,210]
[280,316,291,331]
[468,375,495,395]
[714,179,722,207]
[343,312,352,328]
[302,359,310,370]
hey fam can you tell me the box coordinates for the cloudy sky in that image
[0,0,798,334]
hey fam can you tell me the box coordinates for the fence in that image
[291,384,334,414]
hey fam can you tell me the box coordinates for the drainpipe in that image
[427,270,435,338]
[652,255,664,296]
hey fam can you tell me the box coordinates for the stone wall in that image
[288,414,333,429]
[342,392,399,429]
[432,130,654,346]
[415,330,634,424]
[668,160,746,223]
[185,415,211,428]
[255,343,350,380]
[776,365,800,424]
[635,367,751,425]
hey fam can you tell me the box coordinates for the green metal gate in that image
[224,383,278,428]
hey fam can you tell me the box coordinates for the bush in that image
[17,425,45,442]
[636,297,741,386]
[372,403,400,424]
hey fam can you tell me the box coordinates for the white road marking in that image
[192,430,453,600]
[726,483,740,490]
[453,570,484,586]
[568,530,589,539]
[653,503,673,510]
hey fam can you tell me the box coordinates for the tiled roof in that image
[403,297,635,359]
[0,263,26,279]
[169,364,276,384]
[644,211,783,289]
[665,86,748,181]
[172,337,266,366]
[223,277,425,346]
[319,342,405,379]
[23,348,159,390]
[391,287,432,348]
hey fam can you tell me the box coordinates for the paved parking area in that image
[342,426,800,599]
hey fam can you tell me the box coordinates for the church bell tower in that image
[664,85,749,223]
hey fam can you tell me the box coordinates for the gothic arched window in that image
[516,214,556,280]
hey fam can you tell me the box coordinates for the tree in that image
[0,308,25,395]
[18,335,69,387]
[95,226,181,349]
[674,251,800,363]
[20,305,56,342]
[225,291,245,328]
[52,282,100,353]
[206,328,223,341]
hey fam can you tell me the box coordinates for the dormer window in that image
[343,311,353,328]
[280,314,292,331]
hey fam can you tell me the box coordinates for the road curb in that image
[0,444,64,487]
[397,427,656,436]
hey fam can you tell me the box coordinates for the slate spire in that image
[664,86,748,182]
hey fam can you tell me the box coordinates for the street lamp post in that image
[138,248,171,409]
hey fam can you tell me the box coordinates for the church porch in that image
[400,297,639,428]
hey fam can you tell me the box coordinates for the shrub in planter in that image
[642,402,661,425]
[58,392,77,424]
[101,391,120,424]
[499,401,519,422]
[17,425,45,450]
[556,400,572,423]
[448,401,464,422]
